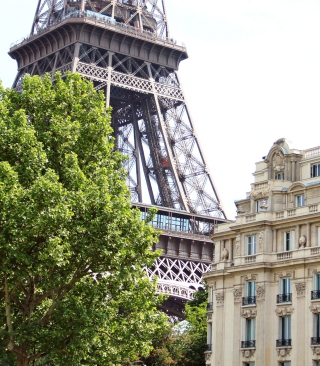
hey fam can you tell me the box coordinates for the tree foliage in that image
[143,289,207,366]
[0,73,167,366]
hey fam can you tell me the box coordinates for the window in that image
[311,163,320,178]
[313,361,320,366]
[312,314,320,345]
[277,316,291,347]
[243,281,256,306]
[295,194,305,207]
[243,363,255,366]
[246,235,257,255]
[206,323,212,351]
[277,278,291,303]
[283,231,295,251]
[207,287,214,311]
[279,363,291,366]
[312,274,320,300]
[241,318,255,348]
[318,227,320,246]
[255,199,268,212]
[276,172,284,180]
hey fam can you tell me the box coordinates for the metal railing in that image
[10,10,186,52]
[276,339,291,347]
[241,340,255,348]
[242,296,256,306]
[311,290,320,300]
[311,337,320,345]
[277,293,292,303]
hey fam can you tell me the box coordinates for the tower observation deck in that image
[9,0,228,318]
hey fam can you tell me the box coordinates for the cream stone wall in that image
[204,139,320,366]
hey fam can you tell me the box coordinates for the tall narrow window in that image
[312,274,320,300]
[318,227,320,246]
[206,323,212,351]
[277,278,291,303]
[241,318,255,348]
[247,235,257,255]
[283,231,295,251]
[243,281,256,306]
[207,287,214,311]
[277,316,291,347]
[311,163,320,178]
[312,314,320,345]
[276,172,284,180]
[256,199,268,212]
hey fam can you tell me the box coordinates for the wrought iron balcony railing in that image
[241,340,256,348]
[276,339,291,347]
[205,344,212,351]
[276,293,292,303]
[311,290,320,300]
[207,302,213,311]
[242,296,256,306]
[311,337,320,345]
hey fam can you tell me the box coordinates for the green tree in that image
[143,289,207,366]
[0,73,167,366]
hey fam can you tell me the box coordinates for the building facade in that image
[204,138,320,366]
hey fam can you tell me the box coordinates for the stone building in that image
[204,138,320,366]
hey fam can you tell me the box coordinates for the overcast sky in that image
[1,0,320,219]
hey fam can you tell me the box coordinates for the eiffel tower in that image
[9,0,228,318]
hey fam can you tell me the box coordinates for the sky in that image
[1,0,320,219]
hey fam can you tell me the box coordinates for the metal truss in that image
[147,257,209,302]
[30,0,169,40]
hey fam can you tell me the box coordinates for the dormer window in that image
[275,172,284,180]
[296,194,305,207]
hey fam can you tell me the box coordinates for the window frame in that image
[244,317,255,341]
[275,172,284,180]
[283,230,295,251]
[246,235,257,255]
[295,194,305,207]
[255,199,268,213]
[279,316,291,340]
[311,163,320,178]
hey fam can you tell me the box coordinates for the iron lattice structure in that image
[9,0,227,317]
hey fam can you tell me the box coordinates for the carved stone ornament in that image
[259,231,264,250]
[308,268,318,277]
[299,234,307,248]
[273,151,284,172]
[277,348,291,356]
[221,247,229,261]
[207,313,212,322]
[241,309,257,318]
[312,347,320,355]
[242,349,255,358]
[251,189,270,199]
[204,352,212,361]
[233,288,242,302]
[236,234,240,256]
[295,282,306,297]
[310,305,320,314]
[256,285,265,300]
[215,292,224,306]
[274,271,295,281]
[275,307,294,316]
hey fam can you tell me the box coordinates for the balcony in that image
[311,290,320,300]
[277,293,292,303]
[311,337,320,345]
[276,339,291,347]
[242,296,256,306]
[207,302,213,311]
[205,344,212,351]
[241,340,256,348]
